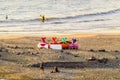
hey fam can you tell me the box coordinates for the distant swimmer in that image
[6,15,8,20]
[42,15,45,22]
[40,15,46,22]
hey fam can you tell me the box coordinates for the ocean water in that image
[0,0,120,34]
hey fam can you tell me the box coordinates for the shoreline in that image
[0,32,120,40]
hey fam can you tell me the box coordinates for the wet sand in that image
[0,34,120,80]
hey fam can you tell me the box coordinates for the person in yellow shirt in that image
[40,15,45,22]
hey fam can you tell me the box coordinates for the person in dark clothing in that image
[6,15,8,20]
[40,15,45,22]
[42,15,45,22]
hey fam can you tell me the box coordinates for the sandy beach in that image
[0,33,120,80]
[0,0,120,79]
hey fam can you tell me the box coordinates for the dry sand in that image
[0,33,120,80]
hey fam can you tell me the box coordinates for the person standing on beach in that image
[72,38,76,44]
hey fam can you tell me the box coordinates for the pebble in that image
[0,48,2,52]
[0,47,8,52]
[74,55,79,57]
[89,49,95,52]
[98,49,106,52]
[16,52,21,55]
[115,50,119,52]
[2,49,8,52]
[97,58,108,64]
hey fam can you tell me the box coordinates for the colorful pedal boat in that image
[38,37,72,50]
[69,43,78,49]
[37,43,49,49]
[59,41,72,49]
[37,42,72,50]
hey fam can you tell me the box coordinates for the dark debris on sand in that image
[87,56,108,64]
[0,47,8,52]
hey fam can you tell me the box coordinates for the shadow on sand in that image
[30,60,120,69]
